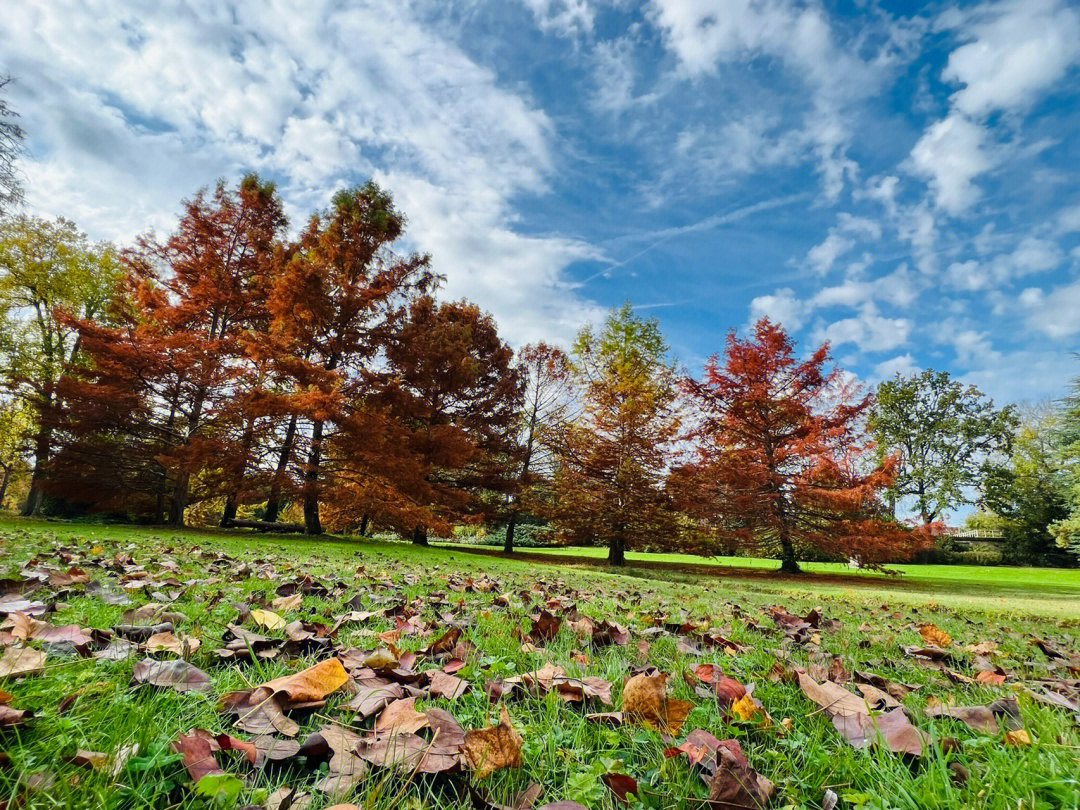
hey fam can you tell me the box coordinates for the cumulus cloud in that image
[749,287,806,331]
[909,113,998,215]
[911,0,1080,216]
[1,0,604,346]
[814,305,911,353]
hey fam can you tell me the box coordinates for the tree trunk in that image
[359,514,369,537]
[20,424,51,517]
[220,497,238,527]
[503,511,518,554]
[303,419,324,535]
[0,463,10,508]
[265,414,297,523]
[168,476,187,527]
[779,536,801,573]
[412,525,428,546]
[221,416,256,527]
[607,535,626,566]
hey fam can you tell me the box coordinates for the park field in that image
[1,516,1079,810]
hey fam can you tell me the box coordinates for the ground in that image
[1,516,1079,810]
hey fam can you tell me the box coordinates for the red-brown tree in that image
[259,182,436,534]
[678,318,926,572]
[47,176,286,523]
[546,305,681,565]
[347,296,523,544]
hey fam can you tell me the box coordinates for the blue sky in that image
[4,0,1080,406]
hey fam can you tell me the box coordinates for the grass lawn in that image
[1,516,1079,810]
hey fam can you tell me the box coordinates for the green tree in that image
[546,305,681,565]
[982,404,1070,564]
[0,77,24,213]
[1051,364,1080,555]
[869,370,1017,525]
[0,397,31,508]
[0,216,122,515]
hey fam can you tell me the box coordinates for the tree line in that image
[1,171,1078,569]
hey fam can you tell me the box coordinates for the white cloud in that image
[910,0,1080,217]
[523,0,596,37]
[909,113,998,215]
[1,0,604,346]
[646,0,900,200]
[749,287,806,331]
[814,304,911,353]
[874,353,921,379]
[1020,279,1080,338]
[941,0,1080,118]
[806,232,854,275]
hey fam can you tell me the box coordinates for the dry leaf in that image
[919,624,952,648]
[622,670,694,735]
[464,704,523,778]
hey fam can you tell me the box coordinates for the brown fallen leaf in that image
[832,707,924,757]
[0,645,46,677]
[710,739,775,809]
[797,673,868,718]
[146,630,200,657]
[464,704,523,779]
[919,623,952,648]
[428,669,469,700]
[132,658,212,693]
[1005,729,1032,746]
[172,730,224,783]
[622,670,695,736]
[375,697,429,735]
[924,696,1023,735]
[259,657,349,705]
[602,772,639,804]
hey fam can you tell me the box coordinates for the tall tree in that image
[262,182,435,534]
[0,398,31,508]
[982,403,1070,564]
[373,297,523,544]
[502,343,572,553]
[0,76,24,213]
[0,216,121,515]
[547,305,680,565]
[680,318,921,573]
[1051,363,1080,555]
[48,177,286,523]
[869,370,1017,525]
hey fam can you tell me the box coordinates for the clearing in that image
[1,517,1078,810]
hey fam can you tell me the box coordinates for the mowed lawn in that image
[438,542,1080,621]
[1,516,1079,810]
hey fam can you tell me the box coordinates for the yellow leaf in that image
[251,609,286,631]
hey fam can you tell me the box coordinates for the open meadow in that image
[1,517,1079,810]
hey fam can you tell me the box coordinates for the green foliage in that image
[1051,362,1080,555]
[869,369,1018,523]
[0,215,122,393]
[982,405,1072,565]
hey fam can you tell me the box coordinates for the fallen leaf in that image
[251,608,287,631]
[464,704,523,778]
[622,670,695,735]
[919,624,952,648]
[132,659,212,693]
[0,645,46,677]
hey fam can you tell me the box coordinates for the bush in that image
[451,522,554,548]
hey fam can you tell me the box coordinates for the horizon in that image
[4,0,1079,408]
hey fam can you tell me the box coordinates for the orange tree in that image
[678,318,925,572]
[547,305,681,565]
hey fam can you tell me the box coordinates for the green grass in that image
[2,515,1079,810]
[439,541,1080,620]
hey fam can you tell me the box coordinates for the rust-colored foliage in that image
[545,306,681,565]
[47,176,286,525]
[677,318,927,572]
